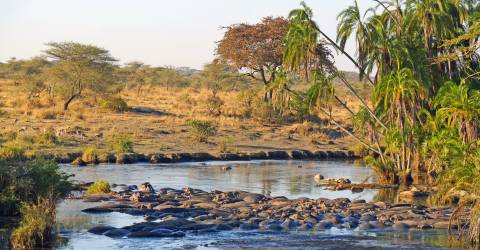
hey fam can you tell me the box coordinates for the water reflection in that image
[61,160,377,201]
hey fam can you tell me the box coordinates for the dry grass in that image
[0,79,361,154]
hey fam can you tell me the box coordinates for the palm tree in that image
[284,1,319,80]
[434,81,480,143]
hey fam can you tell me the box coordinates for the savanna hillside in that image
[0,70,368,156]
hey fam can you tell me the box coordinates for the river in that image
[54,160,456,249]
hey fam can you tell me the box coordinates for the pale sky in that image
[0,0,375,71]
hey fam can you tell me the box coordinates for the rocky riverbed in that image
[81,183,469,240]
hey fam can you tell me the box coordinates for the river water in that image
[54,160,457,250]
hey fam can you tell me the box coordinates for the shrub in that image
[0,159,72,216]
[237,90,257,118]
[109,134,134,153]
[0,141,26,160]
[252,100,280,123]
[100,96,128,112]
[0,194,17,216]
[186,120,217,143]
[81,146,98,164]
[10,198,56,249]
[218,136,237,153]
[86,180,111,195]
[205,94,224,116]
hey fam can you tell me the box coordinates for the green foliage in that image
[0,159,72,216]
[186,120,217,143]
[0,141,26,160]
[100,96,129,112]
[10,198,56,249]
[0,194,17,216]
[43,41,118,111]
[86,180,111,195]
[109,134,134,153]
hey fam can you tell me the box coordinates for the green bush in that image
[0,159,72,216]
[81,146,98,164]
[100,96,129,112]
[186,120,217,143]
[10,198,56,249]
[0,194,17,216]
[0,141,26,160]
[109,134,134,153]
[86,180,111,195]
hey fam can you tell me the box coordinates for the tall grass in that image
[10,198,56,249]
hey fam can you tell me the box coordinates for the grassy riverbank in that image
[0,79,365,157]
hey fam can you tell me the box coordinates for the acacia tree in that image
[216,16,289,98]
[44,42,117,110]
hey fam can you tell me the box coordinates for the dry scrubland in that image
[0,78,369,155]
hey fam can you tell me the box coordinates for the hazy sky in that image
[0,0,375,71]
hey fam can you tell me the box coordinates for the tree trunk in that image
[63,94,78,111]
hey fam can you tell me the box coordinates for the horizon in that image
[0,0,375,71]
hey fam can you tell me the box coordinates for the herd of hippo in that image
[80,182,468,239]
[61,149,356,165]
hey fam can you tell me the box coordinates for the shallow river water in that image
[55,160,458,250]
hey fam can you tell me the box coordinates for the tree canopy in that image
[43,42,117,110]
[216,17,289,85]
